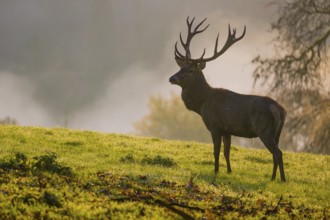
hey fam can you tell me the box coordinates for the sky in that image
[0,0,277,133]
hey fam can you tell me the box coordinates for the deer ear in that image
[175,57,186,67]
[198,61,206,70]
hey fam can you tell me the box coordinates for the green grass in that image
[0,125,329,219]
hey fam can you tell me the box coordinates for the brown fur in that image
[170,63,286,182]
[170,17,286,181]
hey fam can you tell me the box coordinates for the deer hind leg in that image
[275,148,286,182]
[259,135,285,181]
[275,120,286,182]
[223,135,232,173]
[271,148,285,182]
[211,133,222,173]
[272,127,286,181]
[272,154,278,180]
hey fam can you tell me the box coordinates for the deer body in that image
[170,17,286,181]
[202,90,284,138]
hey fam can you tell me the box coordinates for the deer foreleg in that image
[211,133,221,173]
[223,135,232,173]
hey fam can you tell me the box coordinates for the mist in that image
[0,0,276,133]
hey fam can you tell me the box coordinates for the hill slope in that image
[0,125,329,219]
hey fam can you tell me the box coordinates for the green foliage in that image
[141,155,177,167]
[0,152,29,172]
[134,93,210,142]
[43,191,63,208]
[32,153,74,177]
[120,153,177,167]
[0,125,329,219]
[0,152,73,177]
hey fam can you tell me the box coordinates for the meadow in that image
[0,125,329,219]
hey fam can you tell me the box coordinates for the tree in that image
[253,0,330,154]
[134,94,210,142]
[0,116,18,125]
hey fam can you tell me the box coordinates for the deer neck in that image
[181,77,213,115]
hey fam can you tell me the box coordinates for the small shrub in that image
[0,152,29,172]
[0,152,74,178]
[120,154,135,163]
[64,141,84,146]
[22,193,38,205]
[43,191,62,208]
[32,153,73,176]
[141,155,177,167]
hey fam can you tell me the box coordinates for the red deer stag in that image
[169,17,286,182]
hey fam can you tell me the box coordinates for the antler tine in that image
[186,16,195,40]
[214,33,219,54]
[179,33,185,47]
[194,18,209,34]
[175,17,243,63]
[186,16,195,27]
[174,42,186,59]
[229,24,246,41]
[176,17,209,60]
[233,28,237,36]
[227,24,233,38]
[176,16,209,59]
[199,48,206,59]
[237,25,246,40]
[195,24,246,62]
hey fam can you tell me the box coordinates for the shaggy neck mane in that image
[181,76,213,114]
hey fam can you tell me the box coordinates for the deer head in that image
[169,17,246,88]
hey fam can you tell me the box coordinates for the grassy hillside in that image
[0,125,329,219]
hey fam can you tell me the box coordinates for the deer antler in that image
[175,17,246,63]
[175,17,209,60]
[199,24,246,62]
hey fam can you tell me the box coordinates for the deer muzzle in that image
[169,75,179,85]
